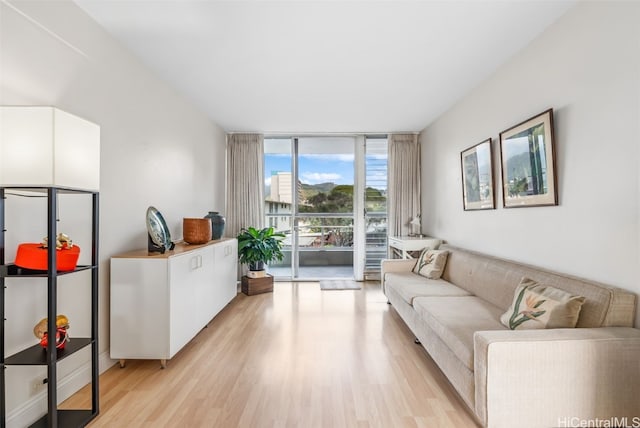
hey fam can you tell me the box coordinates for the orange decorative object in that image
[183,218,212,245]
[33,315,70,339]
[15,243,80,271]
[40,327,68,350]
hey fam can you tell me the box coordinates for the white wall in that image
[420,2,640,327]
[0,1,226,424]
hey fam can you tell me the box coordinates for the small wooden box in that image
[241,274,273,296]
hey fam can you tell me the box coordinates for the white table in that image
[388,236,441,259]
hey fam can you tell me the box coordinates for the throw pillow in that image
[411,247,432,274]
[500,277,586,330]
[411,247,433,272]
[412,249,449,279]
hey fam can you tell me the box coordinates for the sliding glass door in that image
[264,136,386,280]
[295,137,355,279]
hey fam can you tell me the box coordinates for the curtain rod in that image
[226,132,419,138]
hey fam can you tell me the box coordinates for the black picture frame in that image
[499,109,558,208]
[461,138,495,211]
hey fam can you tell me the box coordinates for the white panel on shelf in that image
[0,106,100,190]
[0,107,54,186]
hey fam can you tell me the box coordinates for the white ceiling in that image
[74,1,575,134]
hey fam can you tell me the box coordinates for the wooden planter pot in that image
[241,274,273,296]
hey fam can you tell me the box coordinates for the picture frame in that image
[499,109,557,208]
[460,138,495,210]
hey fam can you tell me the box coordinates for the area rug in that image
[319,280,362,290]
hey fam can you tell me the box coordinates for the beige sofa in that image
[382,244,640,428]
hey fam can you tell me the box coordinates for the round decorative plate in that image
[146,206,172,250]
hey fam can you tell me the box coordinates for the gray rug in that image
[319,280,362,290]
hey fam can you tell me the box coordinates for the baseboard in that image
[7,351,117,428]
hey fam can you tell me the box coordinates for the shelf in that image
[5,338,93,366]
[29,410,97,428]
[0,264,95,278]
[2,185,100,426]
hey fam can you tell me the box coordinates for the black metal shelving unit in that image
[1,186,99,428]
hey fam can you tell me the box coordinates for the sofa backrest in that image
[440,244,636,328]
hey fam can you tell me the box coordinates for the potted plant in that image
[237,226,285,277]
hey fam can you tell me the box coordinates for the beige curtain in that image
[225,133,264,238]
[388,134,421,237]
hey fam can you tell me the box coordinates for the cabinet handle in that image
[189,254,204,270]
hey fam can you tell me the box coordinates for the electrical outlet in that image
[31,377,47,394]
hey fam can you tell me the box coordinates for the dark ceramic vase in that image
[204,211,226,240]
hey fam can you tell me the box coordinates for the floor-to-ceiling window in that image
[364,137,388,279]
[264,138,294,277]
[265,136,387,280]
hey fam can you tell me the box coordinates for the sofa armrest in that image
[474,327,640,428]
[380,259,416,293]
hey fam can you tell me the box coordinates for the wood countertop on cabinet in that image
[112,238,235,259]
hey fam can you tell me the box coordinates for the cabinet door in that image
[225,240,238,303]
[213,239,238,312]
[194,245,215,328]
[110,258,170,359]
[168,251,200,357]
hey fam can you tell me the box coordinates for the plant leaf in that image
[533,299,546,309]
[509,287,527,329]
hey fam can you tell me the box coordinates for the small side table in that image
[388,236,441,259]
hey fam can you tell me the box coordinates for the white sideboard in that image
[110,238,237,368]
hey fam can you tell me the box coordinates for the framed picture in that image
[499,109,557,208]
[460,138,495,210]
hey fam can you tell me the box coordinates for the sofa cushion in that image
[500,277,586,330]
[413,296,506,370]
[385,272,472,305]
[413,249,449,279]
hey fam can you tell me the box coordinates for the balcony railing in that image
[266,214,388,278]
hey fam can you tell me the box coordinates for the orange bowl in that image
[15,243,80,271]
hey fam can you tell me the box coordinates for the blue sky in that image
[265,154,355,186]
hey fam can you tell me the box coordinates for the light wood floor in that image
[62,282,480,427]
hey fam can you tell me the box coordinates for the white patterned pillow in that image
[412,249,449,279]
[500,277,586,330]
